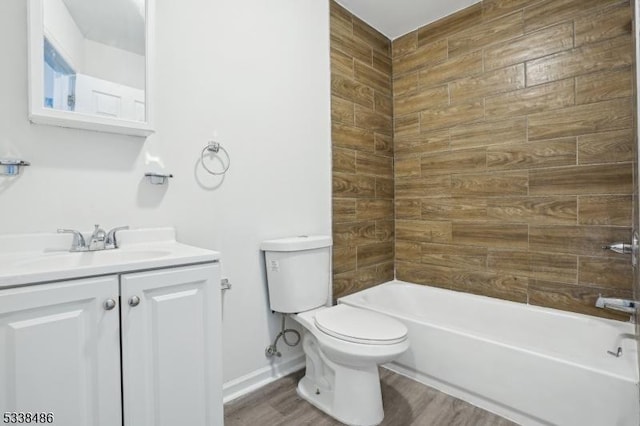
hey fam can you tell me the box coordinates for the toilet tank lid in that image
[261,235,332,252]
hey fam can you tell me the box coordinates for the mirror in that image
[28,0,154,137]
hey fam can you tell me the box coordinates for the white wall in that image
[0,0,331,397]
[84,39,145,90]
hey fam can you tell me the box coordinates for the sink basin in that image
[16,249,173,270]
[0,227,220,288]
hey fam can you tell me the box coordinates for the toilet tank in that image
[261,236,332,313]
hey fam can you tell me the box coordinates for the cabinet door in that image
[0,277,121,426]
[121,263,222,426]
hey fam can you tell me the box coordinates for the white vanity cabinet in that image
[0,276,122,426]
[0,262,222,426]
[121,264,222,426]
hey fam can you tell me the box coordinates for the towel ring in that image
[201,141,230,175]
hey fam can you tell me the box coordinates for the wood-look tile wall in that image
[331,2,394,299]
[392,0,636,320]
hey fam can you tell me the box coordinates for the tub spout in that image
[595,296,638,314]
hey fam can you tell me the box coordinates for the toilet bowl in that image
[292,304,409,426]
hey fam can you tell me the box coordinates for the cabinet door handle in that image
[128,296,141,307]
[104,299,117,310]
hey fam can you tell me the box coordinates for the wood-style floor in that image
[224,368,518,426]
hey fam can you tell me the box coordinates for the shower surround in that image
[331,0,636,320]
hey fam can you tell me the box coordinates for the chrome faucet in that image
[58,225,129,252]
[105,226,129,249]
[89,224,107,251]
[595,296,638,314]
[57,228,87,252]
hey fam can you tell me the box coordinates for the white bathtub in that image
[339,280,639,426]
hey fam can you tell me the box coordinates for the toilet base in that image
[296,333,384,426]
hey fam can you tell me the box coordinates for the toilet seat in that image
[314,304,407,345]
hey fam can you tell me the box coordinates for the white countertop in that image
[0,227,220,288]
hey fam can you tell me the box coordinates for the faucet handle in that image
[106,226,130,249]
[58,228,87,251]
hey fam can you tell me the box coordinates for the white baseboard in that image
[223,355,305,404]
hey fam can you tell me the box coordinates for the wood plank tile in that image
[331,48,353,76]
[575,68,633,105]
[487,250,531,276]
[524,0,621,33]
[333,245,356,274]
[373,51,392,75]
[331,31,372,65]
[395,156,421,178]
[529,225,631,256]
[578,195,632,226]
[418,50,483,89]
[483,0,545,22]
[418,3,483,45]
[529,163,633,195]
[574,1,632,47]
[395,129,450,156]
[332,198,356,223]
[355,105,392,134]
[448,11,524,57]
[529,251,578,283]
[451,270,528,303]
[332,172,376,198]
[393,39,448,76]
[356,199,394,221]
[578,128,634,165]
[330,0,352,36]
[452,222,529,249]
[354,60,392,96]
[486,138,576,171]
[332,122,374,152]
[375,220,395,242]
[356,151,393,177]
[451,171,529,196]
[374,92,393,117]
[579,256,632,289]
[421,197,488,221]
[396,240,423,262]
[332,147,356,174]
[331,95,354,125]
[396,175,452,198]
[420,101,484,132]
[484,22,573,71]
[353,16,390,55]
[375,177,394,199]
[450,118,527,150]
[392,31,417,58]
[527,98,633,141]
[357,242,393,268]
[450,64,525,104]
[394,85,448,117]
[529,280,631,321]
[394,113,420,137]
[526,35,633,87]
[393,72,419,97]
[331,74,374,108]
[422,243,488,269]
[485,78,574,118]
[487,196,577,225]
[396,199,422,220]
[333,221,378,247]
[374,133,393,156]
[396,262,452,288]
[421,148,487,175]
[333,264,388,298]
[396,220,452,243]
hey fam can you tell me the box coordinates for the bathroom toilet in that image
[261,236,409,426]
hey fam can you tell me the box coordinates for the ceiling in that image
[61,0,145,55]
[335,0,481,40]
